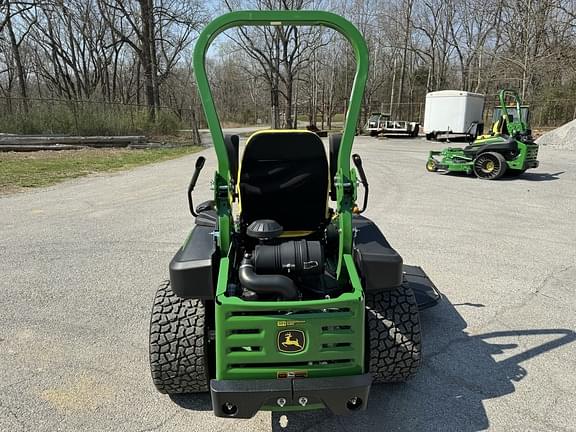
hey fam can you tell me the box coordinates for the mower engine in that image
[237,219,340,301]
[253,240,324,276]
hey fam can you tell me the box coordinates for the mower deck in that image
[405,265,441,310]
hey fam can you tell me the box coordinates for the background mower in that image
[426,89,539,179]
[149,11,440,420]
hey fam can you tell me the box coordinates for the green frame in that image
[192,10,369,270]
[494,89,528,136]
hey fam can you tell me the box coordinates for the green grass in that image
[0,146,201,193]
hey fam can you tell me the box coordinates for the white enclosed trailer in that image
[423,90,485,140]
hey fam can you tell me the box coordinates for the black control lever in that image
[188,156,206,217]
[352,153,369,213]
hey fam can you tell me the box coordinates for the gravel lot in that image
[1,135,574,432]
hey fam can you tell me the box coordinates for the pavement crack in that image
[136,412,177,432]
[0,376,35,393]
[0,399,28,431]
[505,264,574,311]
[469,264,574,333]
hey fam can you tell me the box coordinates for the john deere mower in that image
[426,89,539,179]
[149,11,440,419]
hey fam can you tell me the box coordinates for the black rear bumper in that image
[210,374,372,418]
[524,160,539,169]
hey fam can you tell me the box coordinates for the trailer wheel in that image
[473,152,507,180]
[365,284,422,383]
[426,159,438,172]
[149,281,209,394]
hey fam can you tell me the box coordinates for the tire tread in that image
[149,281,209,394]
[366,284,422,383]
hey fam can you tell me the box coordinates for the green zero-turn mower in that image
[426,89,539,180]
[149,11,440,419]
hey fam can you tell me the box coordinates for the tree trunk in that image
[397,0,413,119]
[189,105,202,145]
[139,0,156,122]
[284,73,293,129]
[148,0,161,112]
[6,2,28,113]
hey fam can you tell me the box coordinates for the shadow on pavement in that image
[441,171,564,182]
[502,171,564,181]
[271,295,575,431]
[169,392,212,411]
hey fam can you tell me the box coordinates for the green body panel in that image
[214,254,365,381]
[427,89,539,175]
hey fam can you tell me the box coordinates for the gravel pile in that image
[536,118,576,150]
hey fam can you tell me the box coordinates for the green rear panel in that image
[515,142,539,169]
[215,255,365,381]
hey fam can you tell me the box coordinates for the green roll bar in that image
[193,11,369,272]
[497,89,527,136]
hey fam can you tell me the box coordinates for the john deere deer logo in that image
[277,330,306,353]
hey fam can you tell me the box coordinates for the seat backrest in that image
[238,131,329,233]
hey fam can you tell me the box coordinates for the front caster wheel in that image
[426,159,438,172]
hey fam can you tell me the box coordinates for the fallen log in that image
[0,144,84,152]
[0,135,146,148]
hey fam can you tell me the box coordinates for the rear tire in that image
[366,284,422,383]
[473,152,507,180]
[149,281,209,394]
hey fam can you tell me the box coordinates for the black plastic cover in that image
[195,208,217,228]
[329,134,342,201]
[225,134,239,184]
[463,138,518,157]
[169,224,217,299]
[352,215,403,291]
[247,219,283,239]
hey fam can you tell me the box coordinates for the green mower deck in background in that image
[426,89,539,180]
[148,11,440,420]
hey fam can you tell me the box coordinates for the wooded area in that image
[1,0,576,138]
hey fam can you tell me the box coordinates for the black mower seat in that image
[463,138,517,157]
[238,130,329,233]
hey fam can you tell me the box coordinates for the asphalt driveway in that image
[1,135,574,431]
